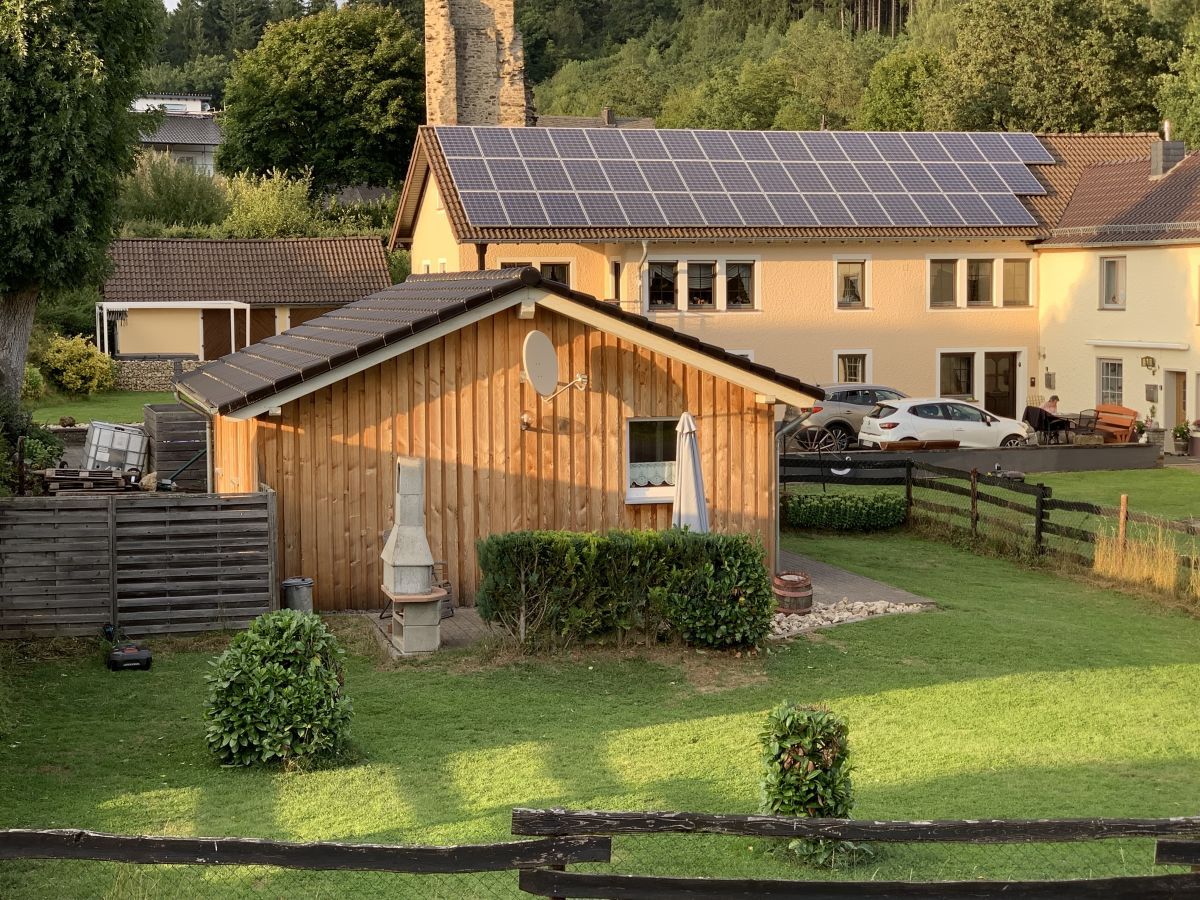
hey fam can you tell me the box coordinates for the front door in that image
[984,352,1018,419]
[1170,371,1187,430]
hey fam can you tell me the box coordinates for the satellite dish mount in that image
[522,330,589,401]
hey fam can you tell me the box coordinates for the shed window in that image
[648,262,678,309]
[627,418,677,503]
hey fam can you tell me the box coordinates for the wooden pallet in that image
[41,469,134,494]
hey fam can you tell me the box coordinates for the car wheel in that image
[1000,434,1025,448]
[828,424,855,451]
[791,427,838,453]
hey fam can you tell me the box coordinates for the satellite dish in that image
[522,330,559,398]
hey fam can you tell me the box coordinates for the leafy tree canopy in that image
[1158,15,1200,143]
[217,6,423,191]
[854,44,942,129]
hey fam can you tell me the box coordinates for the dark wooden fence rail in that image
[0,491,277,638]
[0,828,610,874]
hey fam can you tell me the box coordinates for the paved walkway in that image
[779,549,936,608]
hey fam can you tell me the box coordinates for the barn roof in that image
[103,237,393,307]
[176,267,824,417]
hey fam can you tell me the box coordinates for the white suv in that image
[859,399,1031,449]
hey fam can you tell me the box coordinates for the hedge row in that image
[781,490,907,532]
[475,529,775,650]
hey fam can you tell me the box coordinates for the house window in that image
[501,261,532,270]
[1098,359,1123,404]
[541,263,570,285]
[940,352,974,398]
[1101,257,1126,308]
[837,260,866,308]
[687,262,716,309]
[627,418,677,503]
[726,262,754,309]
[612,261,622,301]
[1002,259,1030,307]
[837,353,868,383]
[966,259,993,307]
[930,260,957,308]
[648,262,677,309]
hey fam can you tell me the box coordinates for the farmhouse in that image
[175,267,821,610]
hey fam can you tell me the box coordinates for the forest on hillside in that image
[150,0,1200,139]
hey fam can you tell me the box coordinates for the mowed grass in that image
[2,533,1200,896]
[1037,468,1200,522]
[29,390,175,425]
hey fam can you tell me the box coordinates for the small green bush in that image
[119,151,231,227]
[781,490,906,532]
[760,703,862,867]
[20,365,46,404]
[41,335,116,395]
[0,400,63,494]
[224,170,323,238]
[204,610,352,767]
[476,529,774,650]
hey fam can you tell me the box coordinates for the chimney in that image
[1151,124,1185,178]
[602,106,616,127]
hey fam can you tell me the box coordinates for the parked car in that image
[858,399,1031,449]
[790,384,908,450]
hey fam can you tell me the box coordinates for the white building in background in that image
[134,94,222,175]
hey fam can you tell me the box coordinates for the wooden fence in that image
[144,403,207,491]
[513,809,1200,899]
[0,491,276,638]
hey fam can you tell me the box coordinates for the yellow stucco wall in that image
[410,179,467,274]
[1038,244,1200,429]
[116,307,201,355]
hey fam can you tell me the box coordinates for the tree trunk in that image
[0,288,40,406]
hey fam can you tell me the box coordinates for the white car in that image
[858,398,1031,449]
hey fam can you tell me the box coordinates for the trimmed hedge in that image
[476,529,775,650]
[781,490,907,532]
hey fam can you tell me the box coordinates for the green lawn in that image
[29,390,176,425]
[1036,469,1200,522]
[2,533,1199,896]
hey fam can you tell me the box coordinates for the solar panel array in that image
[435,127,1054,230]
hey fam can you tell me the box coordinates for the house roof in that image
[176,267,824,417]
[390,129,1157,247]
[142,113,223,147]
[102,237,393,307]
[1041,152,1200,247]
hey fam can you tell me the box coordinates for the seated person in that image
[1041,395,1060,415]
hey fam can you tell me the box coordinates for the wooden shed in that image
[176,268,822,611]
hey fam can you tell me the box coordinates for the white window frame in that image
[965,258,996,308]
[833,254,871,310]
[642,254,762,314]
[833,349,873,383]
[625,416,679,505]
[926,253,1035,310]
[1001,258,1032,308]
[1100,257,1127,309]
[421,259,432,274]
[934,347,1028,410]
[497,257,574,287]
[1098,358,1124,405]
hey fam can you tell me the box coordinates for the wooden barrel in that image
[773,571,813,615]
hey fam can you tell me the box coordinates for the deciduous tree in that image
[0,0,161,402]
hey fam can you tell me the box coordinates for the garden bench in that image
[1092,404,1139,443]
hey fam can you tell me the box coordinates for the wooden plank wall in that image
[213,306,776,612]
[0,493,277,638]
[145,403,207,491]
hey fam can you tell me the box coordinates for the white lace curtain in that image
[629,461,676,488]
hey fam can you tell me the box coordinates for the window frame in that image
[498,258,573,288]
[647,260,679,310]
[928,258,959,309]
[833,349,873,384]
[927,254,1034,310]
[1002,258,1031,307]
[833,255,870,310]
[966,258,995,307]
[1100,256,1127,310]
[642,255,761,313]
[686,261,717,311]
[625,416,680,505]
[725,261,755,310]
[939,351,976,399]
[1097,358,1124,405]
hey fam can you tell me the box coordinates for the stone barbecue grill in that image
[381,457,447,654]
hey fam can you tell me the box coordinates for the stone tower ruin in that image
[424,0,535,126]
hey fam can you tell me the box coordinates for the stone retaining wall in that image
[114,358,203,392]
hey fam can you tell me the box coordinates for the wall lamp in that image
[1141,356,1158,375]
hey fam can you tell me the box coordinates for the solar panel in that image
[855,163,904,192]
[835,132,883,161]
[712,161,759,193]
[602,160,649,192]
[437,126,1049,231]
[730,131,775,160]
[842,194,892,226]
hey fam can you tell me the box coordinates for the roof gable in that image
[103,237,393,307]
[176,267,823,417]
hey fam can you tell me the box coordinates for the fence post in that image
[1118,494,1129,547]
[1034,486,1046,554]
[969,469,979,538]
[904,460,913,513]
[107,496,119,631]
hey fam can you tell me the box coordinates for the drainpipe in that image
[475,242,488,271]
[634,240,649,312]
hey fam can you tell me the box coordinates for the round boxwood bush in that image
[204,610,351,767]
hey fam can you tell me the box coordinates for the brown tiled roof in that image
[103,237,393,307]
[176,267,824,416]
[1040,152,1200,246]
[392,129,1158,246]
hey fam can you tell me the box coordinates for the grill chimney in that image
[1151,138,1186,179]
[602,106,616,126]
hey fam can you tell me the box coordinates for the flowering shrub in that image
[41,335,115,395]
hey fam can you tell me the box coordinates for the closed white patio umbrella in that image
[671,412,709,533]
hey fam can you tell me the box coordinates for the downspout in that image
[635,240,649,312]
[475,242,488,271]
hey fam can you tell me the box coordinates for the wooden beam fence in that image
[512,810,1200,899]
[0,491,278,638]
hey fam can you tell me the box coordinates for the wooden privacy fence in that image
[0,491,276,638]
[144,403,207,491]
[512,809,1200,898]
